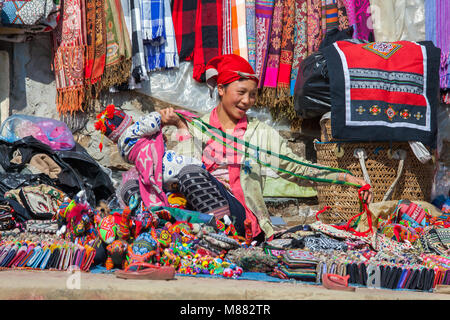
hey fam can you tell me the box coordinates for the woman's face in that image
[218,79,258,122]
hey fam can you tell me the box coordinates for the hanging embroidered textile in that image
[306,0,322,56]
[101,0,132,89]
[347,0,373,41]
[335,0,348,31]
[290,0,307,96]
[246,0,256,71]
[259,0,283,104]
[52,0,86,114]
[254,0,274,88]
[84,0,107,99]
[322,40,440,147]
[274,0,295,119]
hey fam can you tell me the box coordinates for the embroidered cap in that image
[205,54,259,96]
[94,104,133,151]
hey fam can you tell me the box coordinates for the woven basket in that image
[315,119,434,224]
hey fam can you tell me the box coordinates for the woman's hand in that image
[342,173,373,204]
[159,107,187,129]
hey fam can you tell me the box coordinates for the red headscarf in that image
[205,54,259,95]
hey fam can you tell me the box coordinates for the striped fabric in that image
[254,0,274,87]
[325,0,338,31]
[222,0,233,54]
[290,0,307,95]
[231,0,248,60]
[246,0,257,70]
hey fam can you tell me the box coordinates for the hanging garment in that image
[369,0,425,42]
[290,0,308,96]
[172,0,197,61]
[101,0,132,89]
[231,0,248,60]
[192,0,222,82]
[324,0,338,31]
[52,0,85,114]
[347,0,373,41]
[144,0,180,71]
[322,40,440,146]
[254,0,274,87]
[222,0,233,55]
[246,0,257,70]
[307,0,322,55]
[336,0,348,31]
[85,0,107,97]
[260,0,283,103]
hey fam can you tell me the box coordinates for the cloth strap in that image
[176,112,361,187]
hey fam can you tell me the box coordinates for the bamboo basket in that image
[315,119,434,224]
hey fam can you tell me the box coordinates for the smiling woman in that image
[160,54,371,243]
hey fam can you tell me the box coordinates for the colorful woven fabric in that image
[336,0,349,31]
[290,0,308,96]
[144,0,180,71]
[435,0,450,89]
[141,0,165,43]
[261,0,283,93]
[276,0,295,92]
[172,0,197,61]
[222,0,233,55]
[231,0,248,60]
[349,0,373,41]
[129,0,149,84]
[324,0,338,31]
[322,40,440,147]
[0,0,60,30]
[101,0,132,89]
[52,0,85,114]
[306,0,322,56]
[192,0,222,82]
[254,0,274,88]
[246,0,256,70]
[84,0,107,98]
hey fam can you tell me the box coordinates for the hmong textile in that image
[350,0,372,41]
[84,0,106,96]
[322,40,441,146]
[192,0,222,82]
[324,0,338,31]
[261,0,283,88]
[0,0,60,30]
[336,0,348,31]
[101,0,132,88]
[222,0,233,54]
[289,0,307,96]
[246,0,256,70]
[306,0,322,56]
[52,0,85,114]
[231,0,247,60]
[276,0,295,91]
[172,0,197,61]
[141,0,165,43]
[144,0,179,71]
[435,0,450,89]
[254,0,274,87]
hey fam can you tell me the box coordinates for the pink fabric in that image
[203,107,262,238]
[127,132,169,208]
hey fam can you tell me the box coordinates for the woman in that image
[159,54,371,241]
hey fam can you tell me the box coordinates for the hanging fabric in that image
[101,0,132,89]
[307,0,322,56]
[259,0,283,105]
[324,0,339,31]
[254,0,274,87]
[274,0,295,119]
[290,0,308,96]
[336,0,349,31]
[231,0,248,60]
[192,0,222,82]
[246,0,257,71]
[223,0,233,55]
[347,0,373,41]
[52,0,86,114]
[172,0,197,61]
[128,0,149,85]
[84,0,107,99]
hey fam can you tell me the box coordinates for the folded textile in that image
[322,40,441,147]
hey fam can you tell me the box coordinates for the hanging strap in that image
[176,112,362,188]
